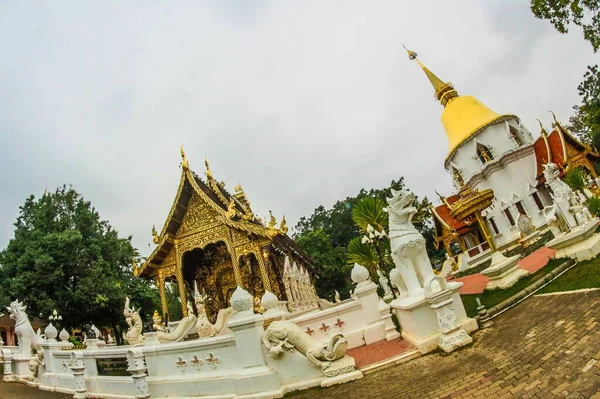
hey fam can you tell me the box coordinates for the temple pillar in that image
[156,276,168,317]
[176,246,188,317]
[230,252,244,287]
[259,249,273,292]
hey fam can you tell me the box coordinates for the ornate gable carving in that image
[177,193,220,237]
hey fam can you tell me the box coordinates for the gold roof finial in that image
[279,215,288,235]
[225,198,237,219]
[180,145,189,170]
[266,210,279,238]
[549,111,564,131]
[435,190,450,207]
[537,119,549,137]
[204,156,213,180]
[403,44,458,107]
[132,258,140,277]
[151,225,160,244]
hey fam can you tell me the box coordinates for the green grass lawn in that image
[536,256,600,295]
[460,258,566,317]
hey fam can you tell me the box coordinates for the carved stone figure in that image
[158,302,196,343]
[377,270,393,298]
[543,163,572,199]
[334,290,341,304]
[516,213,535,238]
[385,189,435,297]
[262,320,356,377]
[152,310,165,332]
[569,193,593,226]
[7,300,44,360]
[123,297,144,346]
[194,284,233,338]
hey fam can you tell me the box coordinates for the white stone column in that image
[425,276,472,353]
[69,351,87,399]
[227,286,268,369]
[1,348,14,382]
[127,348,151,399]
[351,263,388,344]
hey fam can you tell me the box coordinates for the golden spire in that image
[151,225,160,244]
[266,210,279,239]
[204,156,213,180]
[180,145,189,170]
[403,44,459,107]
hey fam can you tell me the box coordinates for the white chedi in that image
[44,322,58,341]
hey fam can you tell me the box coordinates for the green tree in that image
[530,0,600,52]
[567,65,600,147]
[294,179,444,298]
[0,186,160,344]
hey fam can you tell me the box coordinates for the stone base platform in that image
[481,252,528,290]
[547,219,600,261]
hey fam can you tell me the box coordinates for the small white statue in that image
[334,290,341,304]
[517,213,535,238]
[377,270,393,298]
[568,193,593,226]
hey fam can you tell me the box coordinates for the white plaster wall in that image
[446,119,546,248]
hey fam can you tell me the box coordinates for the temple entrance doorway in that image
[182,242,237,324]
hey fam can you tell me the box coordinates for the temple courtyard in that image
[288,289,600,399]
[2,288,599,398]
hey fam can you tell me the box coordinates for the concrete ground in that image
[2,289,600,398]
[289,289,600,398]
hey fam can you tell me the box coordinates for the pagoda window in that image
[510,126,523,146]
[476,144,494,164]
[515,201,528,216]
[531,192,544,211]
[503,208,515,227]
[488,217,500,235]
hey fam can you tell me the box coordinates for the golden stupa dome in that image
[404,46,516,162]
[441,96,510,156]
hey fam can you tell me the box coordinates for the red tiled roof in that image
[433,200,470,234]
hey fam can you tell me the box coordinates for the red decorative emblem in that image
[305,326,315,336]
[319,323,330,333]
[334,318,345,329]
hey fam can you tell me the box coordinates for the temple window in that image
[488,217,500,235]
[510,126,523,146]
[476,144,494,164]
[503,208,515,227]
[531,192,544,211]
[515,201,528,216]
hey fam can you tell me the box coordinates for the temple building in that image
[406,47,600,261]
[133,148,319,322]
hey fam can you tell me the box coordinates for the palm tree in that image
[351,197,388,234]
[563,168,587,192]
[346,236,379,273]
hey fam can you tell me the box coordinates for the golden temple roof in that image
[404,46,517,162]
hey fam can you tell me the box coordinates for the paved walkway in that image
[347,337,414,368]
[0,383,71,399]
[453,247,557,295]
[289,289,600,398]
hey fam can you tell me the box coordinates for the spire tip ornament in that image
[180,145,189,170]
[151,225,159,244]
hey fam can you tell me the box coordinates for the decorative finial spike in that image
[180,145,189,170]
[204,156,213,180]
[402,44,418,60]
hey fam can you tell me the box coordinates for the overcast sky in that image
[0,1,597,256]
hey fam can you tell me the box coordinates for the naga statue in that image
[157,302,196,343]
[194,283,232,338]
[262,320,356,377]
[385,189,435,297]
[123,297,144,346]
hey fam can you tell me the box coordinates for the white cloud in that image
[0,1,596,255]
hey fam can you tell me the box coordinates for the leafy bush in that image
[587,196,600,216]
